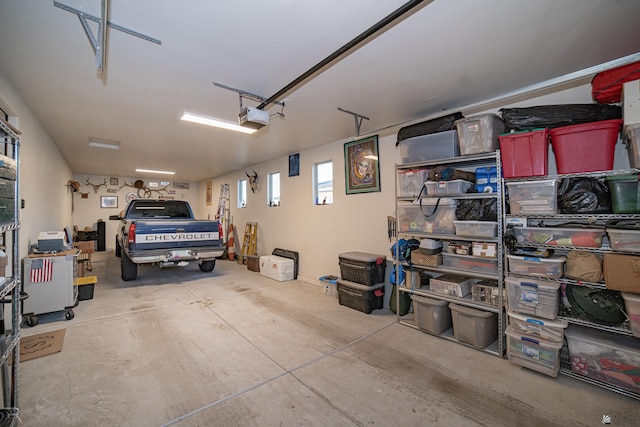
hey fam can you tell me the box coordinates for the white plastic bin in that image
[514,226,605,248]
[397,169,430,198]
[606,228,640,253]
[397,199,457,235]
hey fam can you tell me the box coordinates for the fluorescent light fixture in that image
[88,138,120,150]
[180,112,257,134]
[135,168,175,175]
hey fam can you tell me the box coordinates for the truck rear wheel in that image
[121,251,138,281]
[115,238,121,257]
[199,260,215,272]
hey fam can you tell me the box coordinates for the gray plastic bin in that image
[449,303,497,348]
[411,295,452,334]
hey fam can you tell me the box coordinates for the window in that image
[267,172,280,206]
[238,179,247,208]
[314,161,333,205]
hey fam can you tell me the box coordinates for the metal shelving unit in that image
[394,150,505,358]
[0,116,20,423]
[503,170,640,400]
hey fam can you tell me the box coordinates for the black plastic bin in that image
[338,251,386,286]
[337,279,384,314]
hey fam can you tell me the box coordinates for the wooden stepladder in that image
[238,222,257,264]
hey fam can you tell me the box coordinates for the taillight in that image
[218,223,223,241]
[128,223,136,245]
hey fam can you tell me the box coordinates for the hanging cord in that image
[417,183,441,218]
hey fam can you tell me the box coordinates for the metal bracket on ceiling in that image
[53,1,161,75]
[213,82,285,117]
[337,107,370,137]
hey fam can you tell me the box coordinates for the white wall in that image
[0,71,73,267]
[71,174,200,250]
[195,83,630,294]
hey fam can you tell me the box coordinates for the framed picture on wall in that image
[289,153,300,177]
[344,135,380,194]
[100,196,118,208]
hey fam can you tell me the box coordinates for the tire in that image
[65,309,74,320]
[121,251,138,281]
[115,237,121,257]
[199,260,215,272]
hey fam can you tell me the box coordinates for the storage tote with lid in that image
[507,310,568,343]
[505,326,564,377]
[455,114,505,155]
[549,119,622,174]
[449,303,498,348]
[337,279,384,314]
[505,275,561,319]
[397,198,457,235]
[565,325,640,394]
[338,251,386,286]
[410,295,452,334]
[506,255,566,280]
[399,130,460,163]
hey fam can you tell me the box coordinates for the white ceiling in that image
[1,0,639,182]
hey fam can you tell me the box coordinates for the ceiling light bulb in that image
[180,112,257,134]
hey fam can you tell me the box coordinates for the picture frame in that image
[344,135,380,194]
[289,153,300,177]
[206,181,213,206]
[100,196,118,208]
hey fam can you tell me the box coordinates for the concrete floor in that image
[17,251,640,426]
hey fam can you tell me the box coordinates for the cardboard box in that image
[604,253,640,293]
[472,242,497,258]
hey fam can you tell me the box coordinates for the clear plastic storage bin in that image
[397,169,430,198]
[506,179,558,215]
[505,326,563,377]
[605,228,640,253]
[514,226,605,248]
[507,311,568,343]
[424,179,474,196]
[397,199,457,235]
[505,275,561,320]
[622,292,640,338]
[565,325,640,394]
[441,253,498,275]
[399,130,460,163]
[506,255,565,279]
[455,114,505,155]
[453,220,498,238]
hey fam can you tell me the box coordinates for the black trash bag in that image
[456,199,498,221]
[396,112,464,145]
[557,177,612,214]
[499,104,621,131]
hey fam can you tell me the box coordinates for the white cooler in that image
[260,255,295,281]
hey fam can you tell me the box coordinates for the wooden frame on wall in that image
[344,135,380,194]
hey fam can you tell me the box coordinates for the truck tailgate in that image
[131,220,220,251]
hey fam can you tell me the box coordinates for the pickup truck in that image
[109,199,224,281]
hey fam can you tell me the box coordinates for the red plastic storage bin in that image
[550,119,622,174]
[499,129,549,178]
